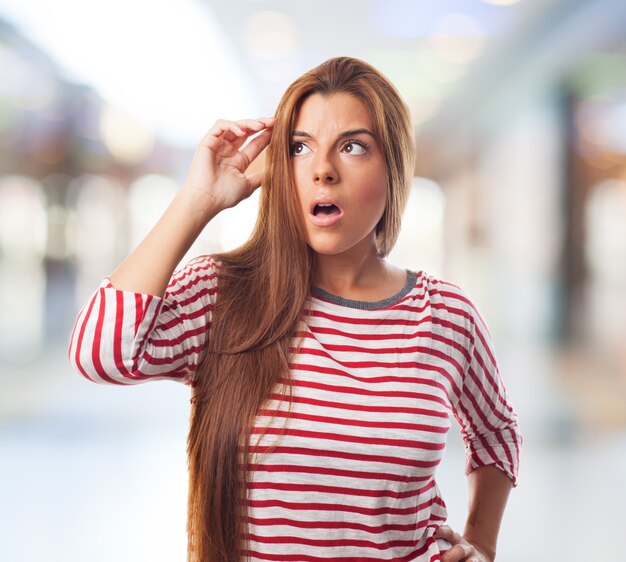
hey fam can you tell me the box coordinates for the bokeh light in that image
[2,1,626,560]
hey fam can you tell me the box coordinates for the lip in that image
[309,197,344,227]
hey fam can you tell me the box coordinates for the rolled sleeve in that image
[67,255,218,386]
[451,291,522,487]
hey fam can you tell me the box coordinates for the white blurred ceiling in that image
[2,0,625,148]
[200,0,563,126]
[200,0,626,138]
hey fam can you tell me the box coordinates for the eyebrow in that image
[291,128,376,140]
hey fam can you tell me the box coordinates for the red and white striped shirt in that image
[67,255,521,561]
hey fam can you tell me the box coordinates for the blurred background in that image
[1,0,625,560]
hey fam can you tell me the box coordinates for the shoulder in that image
[171,254,221,282]
[165,254,223,302]
[416,270,474,314]
[414,270,484,342]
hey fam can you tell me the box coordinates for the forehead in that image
[294,92,373,132]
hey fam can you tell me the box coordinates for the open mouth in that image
[308,201,344,227]
[312,203,341,216]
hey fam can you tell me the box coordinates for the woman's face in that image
[290,92,387,258]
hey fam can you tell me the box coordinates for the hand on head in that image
[180,116,275,217]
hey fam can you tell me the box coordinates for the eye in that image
[289,139,369,157]
[342,140,368,155]
[290,141,310,156]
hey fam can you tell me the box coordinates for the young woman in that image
[68,56,521,562]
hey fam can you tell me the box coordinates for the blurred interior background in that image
[1,0,625,560]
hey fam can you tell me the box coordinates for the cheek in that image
[358,173,387,210]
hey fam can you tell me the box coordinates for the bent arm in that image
[108,115,274,297]
[67,182,221,386]
[67,117,273,385]
[463,465,513,560]
[439,282,522,559]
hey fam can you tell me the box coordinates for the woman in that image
[68,56,521,562]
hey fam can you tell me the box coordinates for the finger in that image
[202,118,265,143]
[434,525,457,541]
[434,524,451,536]
[244,171,264,196]
[234,118,273,131]
[205,119,273,151]
[208,119,247,137]
[435,525,467,562]
[254,115,275,123]
[231,120,274,150]
[200,121,248,150]
[239,127,273,167]
[441,543,472,562]
[219,118,271,146]
[455,543,476,559]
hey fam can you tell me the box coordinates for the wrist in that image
[173,189,221,229]
[464,535,496,562]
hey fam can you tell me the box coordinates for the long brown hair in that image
[186,56,416,561]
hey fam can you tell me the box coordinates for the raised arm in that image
[109,117,276,297]
[67,117,275,385]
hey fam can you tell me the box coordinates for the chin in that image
[305,229,376,257]
[306,239,350,256]
[307,244,344,256]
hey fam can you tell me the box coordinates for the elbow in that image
[67,338,105,384]
[66,332,130,386]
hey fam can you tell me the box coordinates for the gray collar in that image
[310,270,417,310]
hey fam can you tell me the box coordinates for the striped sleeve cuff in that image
[67,278,190,385]
[465,424,523,487]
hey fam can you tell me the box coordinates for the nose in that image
[312,151,338,185]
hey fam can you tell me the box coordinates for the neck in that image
[312,238,387,294]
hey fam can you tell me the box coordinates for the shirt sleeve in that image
[443,283,523,487]
[67,254,218,387]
